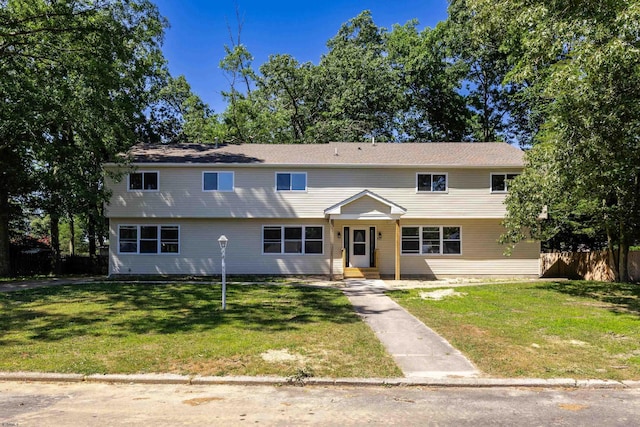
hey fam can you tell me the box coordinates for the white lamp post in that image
[218,235,228,310]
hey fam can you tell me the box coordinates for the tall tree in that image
[319,10,399,141]
[144,75,222,144]
[496,0,640,281]
[386,20,469,141]
[444,0,531,143]
[0,0,167,275]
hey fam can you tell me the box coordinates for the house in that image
[104,142,540,279]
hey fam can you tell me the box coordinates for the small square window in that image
[203,172,234,191]
[417,173,447,192]
[129,172,158,191]
[276,173,306,191]
[491,173,519,193]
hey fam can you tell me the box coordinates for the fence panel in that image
[541,250,639,282]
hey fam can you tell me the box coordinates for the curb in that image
[0,372,637,389]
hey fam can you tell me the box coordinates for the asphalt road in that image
[1,382,639,426]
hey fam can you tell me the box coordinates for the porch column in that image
[395,219,400,280]
[329,218,334,280]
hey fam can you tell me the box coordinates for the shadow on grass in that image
[537,280,640,316]
[0,282,360,343]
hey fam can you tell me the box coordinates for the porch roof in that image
[324,190,407,220]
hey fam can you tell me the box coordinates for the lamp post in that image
[218,235,228,310]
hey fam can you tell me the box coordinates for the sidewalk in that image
[343,278,479,378]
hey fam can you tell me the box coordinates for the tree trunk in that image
[88,210,96,259]
[618,222,630,283]
[50,212,61,274]
[0,189,11,277]
[606,224,619,281]
[69,215,75,256]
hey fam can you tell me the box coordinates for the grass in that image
[388,280,640,380]
[0,282,400,378]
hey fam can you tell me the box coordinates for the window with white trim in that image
[491,173,519,193]
[128,172,158,191]
[276,172,306,191]
[417,173,447,192]
[118,225,179,254]
[203,171,234,191]
[401,226,461,255]
[262,225,323,254]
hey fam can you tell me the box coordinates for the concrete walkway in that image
[343,278,479,379]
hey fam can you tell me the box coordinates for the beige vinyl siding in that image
[105,166,521,219]
[110,217,538,277]
[109,218,331,276]
[396,219,539,277]
[332,219,538,278]
[341,195,395,217]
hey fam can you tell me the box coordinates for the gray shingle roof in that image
[123,142,524,167]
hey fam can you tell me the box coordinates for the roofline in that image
[105,214,508,220]
[103,162,524,169]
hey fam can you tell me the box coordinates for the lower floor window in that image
[263,225,323,254]
[118,225,180,254]
[401,226,461,255]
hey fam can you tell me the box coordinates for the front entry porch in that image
[324,190,407,280]
[342,226,380,279]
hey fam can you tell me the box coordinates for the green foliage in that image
[217,10,476,143]
[386,20,468,141]
[494,1,640,280]
[0,0,168,274]
[144,75,223,144]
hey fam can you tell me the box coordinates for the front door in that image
[350,228,369,267]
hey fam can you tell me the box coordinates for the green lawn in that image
[388,280,640,380]
[0,282,401,378]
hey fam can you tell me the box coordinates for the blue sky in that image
[153,0,449,113]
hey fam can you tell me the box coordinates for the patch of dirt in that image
[559,403,589,412]
[419,289,467,300]
[183,397,225,406]
[261,349,306,363]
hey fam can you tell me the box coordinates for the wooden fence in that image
[540,250,640,282]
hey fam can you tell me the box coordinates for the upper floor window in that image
[401,226,461,255]
[491,173,519,193]
[128,171,158,191]
[118,225,179,254]
[203,171,234,192]
[276,172,306,191]
[417,173,447,192]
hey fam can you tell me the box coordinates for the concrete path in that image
[343,279,479,378]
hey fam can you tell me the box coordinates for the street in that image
[1,381,638,426]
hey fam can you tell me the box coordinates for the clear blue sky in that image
[153,0,449,114]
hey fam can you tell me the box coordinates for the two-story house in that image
[104,142,540,279]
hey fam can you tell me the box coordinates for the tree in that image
[319,11,399,141]
[0,0,167,275]
[256,54,321,143]
[496,0,640,282]
[444,0,534,144]
[386,20,469,141]
[144,75,222,144]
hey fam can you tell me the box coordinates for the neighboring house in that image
[104,142,540,279]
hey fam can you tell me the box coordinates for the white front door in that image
[350,228,369,267]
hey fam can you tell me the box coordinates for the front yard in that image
[0,282,401,378]
[0,279,638,380]
[388,280,640,380]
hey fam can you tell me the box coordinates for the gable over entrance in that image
[324,190,406,220]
